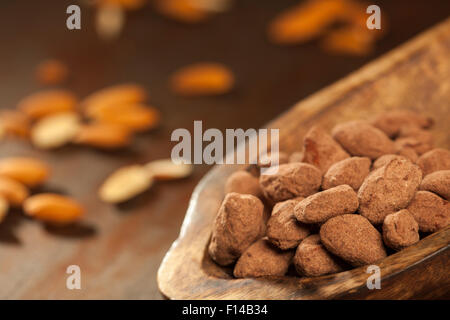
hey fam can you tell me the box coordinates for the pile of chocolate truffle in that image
[208,110,450,278]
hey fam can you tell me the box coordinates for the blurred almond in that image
[89,104,160,132]
[0,157,50,187]
[74,123,132,149]
[97,0,147,10]
[35,59,69,85]
[154,0,209,23]
[96,3,125,41]
[171,63,234,96]
[321,26,374,56]
[0,110,30,138]
[82,84,147,117]
[268,0,348,45]
[23,193,84,225]
[191,0,232,13]
[0,176,29,206]
[99,165,153,203]
[145,159,193,180]
[0,196,8,223]
[17,90,78,120]
[31,112,81,149]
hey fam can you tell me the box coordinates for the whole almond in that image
[23,194,84,225]
[0,196,8,222]
[0,157,50,187]
[0,110,30,138]
[420,170,450,200]
[17,90,77,120]
[170,63,234,96]
[74,123,132,149]
[0,176,29,206]
[99,165,154,203]
[145,159,193,180]
[88,104,160,132]
[416,148,450,177]
[31,112,81,149]
[82,84,147,117]
[154,0,209,23]
[371,109,433,138]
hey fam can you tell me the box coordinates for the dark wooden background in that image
[0,0,448,299]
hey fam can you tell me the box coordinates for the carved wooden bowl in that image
[157,19,450,299]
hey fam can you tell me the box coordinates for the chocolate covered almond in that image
[406,191,450,233]
[322,157,371,190]
[416,148,450,177]
[420,170,450,200]
[382,209,419,251]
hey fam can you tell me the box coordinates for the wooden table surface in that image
[0,0,449,299]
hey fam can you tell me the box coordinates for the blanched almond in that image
[82,84,147,117]
[154,0,209,23]
[87,104,160,132]
[170,63,234,96]
[145,159,193,180]
[35,59,69,85]
[31,112,81,149]
[0,110,30,138]
[0,157,50,187]
[74,123,132,149]
[17,90,77,120]
[0,196,8,223]
[99,165,153,203]
[0,176,29,206]
[23,193,84,225]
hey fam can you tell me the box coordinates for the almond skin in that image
[170,63,234,96]
[17,90,77,120]
[0,176,29,206]
[31,112,81,149]
[81,84,147,117]
[99,165,154,203]
[74,123,132,149]
[0,157,50,187]
[87,104,160,132]
[23,194,84,225]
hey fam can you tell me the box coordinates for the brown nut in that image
[288,151,303,163]
[320,214,387,267]
[394,126,433,155]
[208,193,265,266]
[170,63,234,96]
[322,157,371,190]
[372,154,408,171]
[74,123,132,149]
[233,238,294,278]
[293,234,344,277]
[406,191,450,233]
[0,110,30,138]
[224,170,262,198]
[416,148,450,177]
[0,176,29,206]
[257,151,289,168]
[331,120,395,159]
[0,157,50,187]
[35,59,69,85]
[395,146,418,163]
[371,109,433,138]
[154,0,209,24]
[382,209,419,251]
[358,158,422,224]
[17,90,77,120]
[266,197,310,250]
[145,159,193,180]
[420,170,450,200]
[295,185,358,224]
[23,193,84,225]
[259,163,322,203]
[300,126,350,173]
[0,196,8,222]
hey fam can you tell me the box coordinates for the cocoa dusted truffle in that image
[358,158,422,224]
[300,125,349,173]
[382,210,419,251]
[266,197,310,250]
[233,238,294,278]
[332,120,395,159]
[293,235,344,277]
[295,185,359,224]
[224,170,263,198]
[208,192,265,266]
[406,191,450,233]
[259,163,322,203]
[322,157,371,190]
[416,148,450,177]
[371,109,433,138]
[420,170,450,200]
[372,154,408,170]
[320,214,387,267]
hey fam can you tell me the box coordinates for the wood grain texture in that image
[157,18,450,300]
